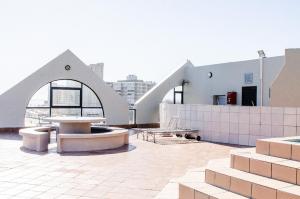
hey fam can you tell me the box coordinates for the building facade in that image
[88,63,104,80]
[0,50,129,128]
[135,48,300,124]
[106,75,155,108]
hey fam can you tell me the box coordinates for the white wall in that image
[0,50,128,127]
[134,61,193,124]
[184,56,284,106]
[136,55,284,124]
[160,104,300,146]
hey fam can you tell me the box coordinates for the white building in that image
[135,48,300,125]
[0,50,129,128]
[88,63,104,80]
[106,75,155,108]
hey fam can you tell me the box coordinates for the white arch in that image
[0,50,128,127]
[134,61,193,124]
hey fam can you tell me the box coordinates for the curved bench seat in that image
[19,127,52,152]
[57,129,129,153]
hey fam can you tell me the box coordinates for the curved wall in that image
[135,53,285,124]
[0,50,128,127]
[134,61,192,124]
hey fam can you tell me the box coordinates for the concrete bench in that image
[57,129,129,153]
[19,127,52,152]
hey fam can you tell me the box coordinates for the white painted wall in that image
[184,56,284,106]
[136,55,285,124]
[160,104,300,146]
[0,50,128,127]
[134,61,193,124]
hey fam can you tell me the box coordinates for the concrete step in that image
[155,167,206,199]
[231,148,300,185]
[205,158,300,199]
[256,137,300,161]
[176,167,247,199]
[179,182,248,199]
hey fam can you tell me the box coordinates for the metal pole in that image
[181,82,184,104]
[260,57,263,106]
[258,50,266,107]
[173,88,176,104]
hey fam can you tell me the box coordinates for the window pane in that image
[129,109,135,124]
[51,108,81,117]
[51,80,81,88]
[82,108,103,117]
[25,80,104,124]
[174,86,182,92]
[25,108,50,126]
[27,84,50,107]
[82,85,101,107]
[52,89,80,106]
[162,89,173,103]
[175,93,182,104]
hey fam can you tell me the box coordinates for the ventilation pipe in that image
[258,50,266,106]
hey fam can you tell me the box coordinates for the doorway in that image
[242,86,257,106]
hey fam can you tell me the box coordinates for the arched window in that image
[162,86,184,104]
[25,80,104,126]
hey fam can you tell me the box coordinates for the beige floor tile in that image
[256,140,269,155]
[214,173,230,190]
[272,164,297,184]
[252,184,276,199]
[292,144,300,161]
[270,142,292,159]
[232,155,250,172]
[250,158,271,177]
[0,133,237,199]
[230,177,251,197]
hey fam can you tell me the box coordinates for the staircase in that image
[178,137,300,199]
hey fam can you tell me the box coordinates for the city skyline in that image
[106,74,156,108]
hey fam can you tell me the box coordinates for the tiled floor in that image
[0,132,238,199]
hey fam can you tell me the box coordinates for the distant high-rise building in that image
[106,75,155,108]
[86,64,156,108]
[88,63,104,80]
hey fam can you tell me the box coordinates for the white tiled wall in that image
[159,104,300,146]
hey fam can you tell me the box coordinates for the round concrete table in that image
[43,116,106,134]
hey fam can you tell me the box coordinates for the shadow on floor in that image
[59,144,136,156]
[205,141,253,148]
[19,146,50,155]
[0,132,22,140]
[20,144,136,156]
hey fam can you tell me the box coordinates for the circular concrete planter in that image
[57,128,129,153]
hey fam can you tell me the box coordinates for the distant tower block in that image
[126,74,138,80]
[89,63,104,80]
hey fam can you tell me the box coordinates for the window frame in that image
[26,79,105,118]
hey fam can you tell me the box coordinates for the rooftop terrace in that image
[0,132,237,199]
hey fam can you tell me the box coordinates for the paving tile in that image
[0,133,237,199]
[272,163,297,184]
[229,177,252,197]
[252,184,276,199]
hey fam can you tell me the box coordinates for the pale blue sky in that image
[0,0,300,94]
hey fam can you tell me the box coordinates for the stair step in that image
[256,137,300,161]
[231,149,300,185]
[179,182,248,199]
[205,158,300,199]
[177,167,247,199]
